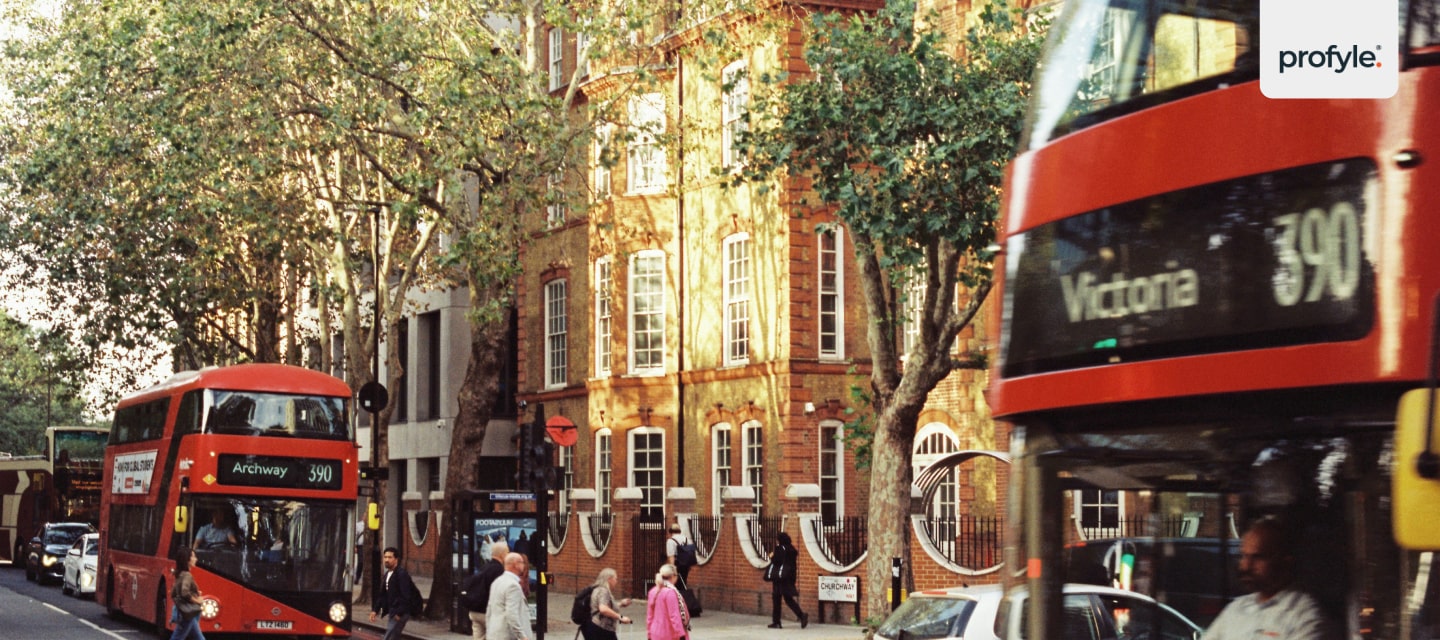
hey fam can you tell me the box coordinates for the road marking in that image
[42,602,131,639]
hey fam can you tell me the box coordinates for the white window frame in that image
[544,279,568,389]
[712,423,733,516]
[549,28,564,91]
[741,419,764,515]
[593,123,613,199]
[595,428,613,520]
[1075,489,1125,535]
[628,250,665,375]
[559,445,575,515]
[901,269,924,360]
[628,427,666,518]
[546,171,565,227]
[626,93,667,194]
[594,257,613,377]
[723,233,751,366]
[721,60,750,170]
[819,419,844,526]
[912,423,959,523]
[818,228,844,360]
[575,30,590,79]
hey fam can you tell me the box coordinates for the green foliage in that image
[0,310,88,456]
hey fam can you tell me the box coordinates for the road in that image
[0,564,381,640]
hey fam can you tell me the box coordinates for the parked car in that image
[26,522,95,584]
[873,583,1201,640]
[1065,537,1240,627]
[61,532,99,596]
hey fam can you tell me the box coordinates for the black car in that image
[26,522,95,584]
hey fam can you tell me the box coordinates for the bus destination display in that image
[1001,158,1376,377]
[216,454,343,491]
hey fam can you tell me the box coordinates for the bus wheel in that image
[104,570,118,618]
[154,583,168,638]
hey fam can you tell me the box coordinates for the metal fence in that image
[688,515,723,560]
[809,516,867,567]
[1079,516,1192,540]
[745,515,786,558]
[588,513,612,553]
[547,511,568,548]
[921,516,1005,570]
[632,513,669,596]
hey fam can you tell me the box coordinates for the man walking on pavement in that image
[370,547,422,640]
[462,541,510,639]
[486,552,531,640]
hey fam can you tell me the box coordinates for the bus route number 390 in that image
[1270,202,1362,307]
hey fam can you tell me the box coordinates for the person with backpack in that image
[462,541,510,639]
[579,567,633,640]
[370,546,423,640]
[665,523,702,616]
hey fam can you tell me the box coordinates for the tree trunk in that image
[863,398,922,622]
[425,284,508,620]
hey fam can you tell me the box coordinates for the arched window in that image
[741,420,764,515]
[913,423,959,523]
[819,419,844,525]
[595,428,613,521]
[629,427,665,518]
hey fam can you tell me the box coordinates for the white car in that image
[61,533,99,597]
[874,583,1202,640]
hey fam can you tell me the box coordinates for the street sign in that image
[489,491,536,502]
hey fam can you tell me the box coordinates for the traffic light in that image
[525,421,552,491]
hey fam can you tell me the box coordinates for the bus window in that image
[204,390,349,440]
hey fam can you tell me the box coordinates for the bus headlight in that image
[200,597,221,620]
[328,601,348,624]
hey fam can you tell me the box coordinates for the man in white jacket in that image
[485,553,531,640]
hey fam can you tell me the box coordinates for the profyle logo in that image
[1262,0,1398,98]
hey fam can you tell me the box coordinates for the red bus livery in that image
[996,1,1439,638]
[98,364,358,636]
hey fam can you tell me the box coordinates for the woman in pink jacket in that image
[646,564,690,640]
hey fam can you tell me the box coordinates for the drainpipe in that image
[676,54,687,489]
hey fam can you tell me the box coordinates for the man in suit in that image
[462,540,510,639]
[369,547,421,640]
[485,552,531,640]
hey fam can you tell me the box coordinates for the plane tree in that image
[735,0,1044,620]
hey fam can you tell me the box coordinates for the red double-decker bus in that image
[995,1,1440,638]
[98,364,359,637]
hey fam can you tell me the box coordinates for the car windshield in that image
[205,390,350,440]
[1023,0,1258,148]
[44,526,89,545]
[875,595,978,640]
[190,496,352,593]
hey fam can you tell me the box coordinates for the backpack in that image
[570,585,597,626]
[408,579,426,616]
[675,539,698,569]
[460,572,487,612]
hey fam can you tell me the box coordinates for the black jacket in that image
[462,559,506,612]
[375,566,421,617]
[772,541,799,586]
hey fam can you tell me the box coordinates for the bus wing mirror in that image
[367,503,380,531]
[1394,389,1440,549]
[174,505,189,534]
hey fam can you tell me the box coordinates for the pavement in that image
[353,576,865,640]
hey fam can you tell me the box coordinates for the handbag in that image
[176,598,202,619]
[763,561,778,582]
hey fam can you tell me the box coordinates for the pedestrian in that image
[665,523,693,582]
[486,552,531,640]
[462,541,510,639]
[766,532,808,629]
[1203,518,1333,640]
[369,547,422,640]
[646,564,690,640]
[169,545,206,640]
[585,567,633,640]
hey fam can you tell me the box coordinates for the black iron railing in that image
[588,513,613,552]
[746,515,786,557]
[810,516,867,567]
[548,511,569,547]
[1080,516,1191,540]
[922,515,1005,570]
[688,515,722,560]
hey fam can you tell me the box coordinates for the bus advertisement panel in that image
[995,1,1440,638]
[98,364,358,637]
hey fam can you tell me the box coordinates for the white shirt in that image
[1202,588,1331,640]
